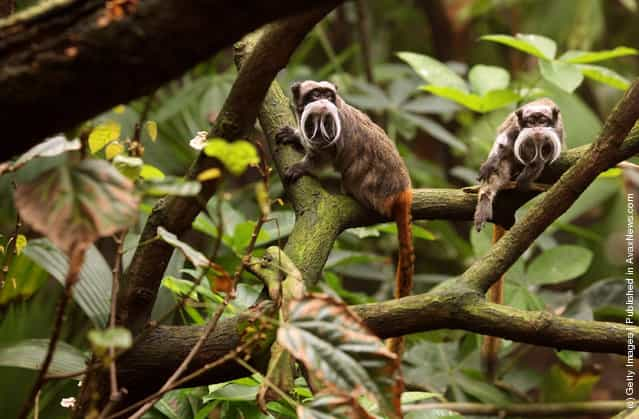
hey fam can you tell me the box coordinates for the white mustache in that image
[514,127,562,165]
[299,99,342,149]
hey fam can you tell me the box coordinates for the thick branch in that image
[118,6,337,335]
[0,0,341,161]
[114,291,637,392]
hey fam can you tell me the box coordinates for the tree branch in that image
[111,289,637,393]
[0,0,341,161]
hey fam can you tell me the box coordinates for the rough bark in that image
[0,0,342,161]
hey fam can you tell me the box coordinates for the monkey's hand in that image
[283,162,307,184]
[478,158,498,181]
[276,126,303,151]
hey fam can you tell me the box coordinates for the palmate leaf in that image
[277,294,401,419]
[14,160,139,254]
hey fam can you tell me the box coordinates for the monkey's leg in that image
[481,224,506,380]
[474,159,513,231]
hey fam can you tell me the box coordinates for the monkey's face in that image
[514,127,561,165]
[516,104,558,128]
[292,81,342,149]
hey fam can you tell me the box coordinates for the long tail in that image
[388,189,414,355]
[480,224,506,379]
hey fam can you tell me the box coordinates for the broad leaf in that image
[278,294,401,419]
[399,113,466,151]
[88,121,121,154]
[560,46,638,63]
[24,238,111,326]
[578,64,630,90]
[140,164,165,180]
[0,135,81,175]
[481,33,557,59]
[422,86,519,113]
[397,52,468,91]
[15,160,139,254]
[468,65,510,95]
[0,339,86,376]
[113,155,143,179]
[527,245,593,285]
[538,60,584,92]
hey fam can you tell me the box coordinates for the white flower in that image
[60,397,76,409]
[189,131,209,150]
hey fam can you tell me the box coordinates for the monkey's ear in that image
[515,109,524,125]
[330,82,338,91]
[290,82,302,100]
[551,106,560,123]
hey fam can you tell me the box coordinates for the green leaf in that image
[397,52,467,91]
[14,234,27,256]
[376,223,436,241]
[0,339,86,376]
[105,141,124,160]
[89,121,121,154]
[203,139,260,176]
[113,155,143,179]
[468,65,511,95]
[481,33,557,59]
[297,392,376,419]
[278,294,402,419]
[24,239,111,326]
[578,64,630,90]
[560,46,638,63]
[15,160,139,255]
[556,350,583,371]
[1,135,82,175]
[422,86,519,113]
[88,327,132,353]
[541,365,599,402]
[140,164,166,180]
[157,227,211,268]
[143,178,202,197]
[538,60,584,92]
[527,245,593,285]
[399,113,467,151]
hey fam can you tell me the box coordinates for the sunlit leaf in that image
[145,120,158,141]
[397,52,468,91]
[105,141,124,160]
[468,65,510,95]
[527,245,593,285]
[15,160,139,254]
[87,327,132,355]
[538,60,584,92]
[203,138,260,176]
[113,155,143,179]
[481,33,557,59]
[89,121,121,154]
[14,234,27,256]
[556,350,583,371]
[0,339,86,376]
[578,64,630,90]
[0,135,81,175]
[197,168,222,182]
[541,365,599,402]
[278,294,402,419]
[140,164,165,180]
[560,46,638,63]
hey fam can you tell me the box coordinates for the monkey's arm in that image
[275,126,304,152]
[478,132,516,181]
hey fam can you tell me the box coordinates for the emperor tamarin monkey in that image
[474,98,565,378]
[474,98,565,231]
[277,80,414,354]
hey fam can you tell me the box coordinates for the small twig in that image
[234,356,298,407]
[17,245,86,419]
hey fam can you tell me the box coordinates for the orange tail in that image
[388,189,414,355]
[481,224,506,379]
